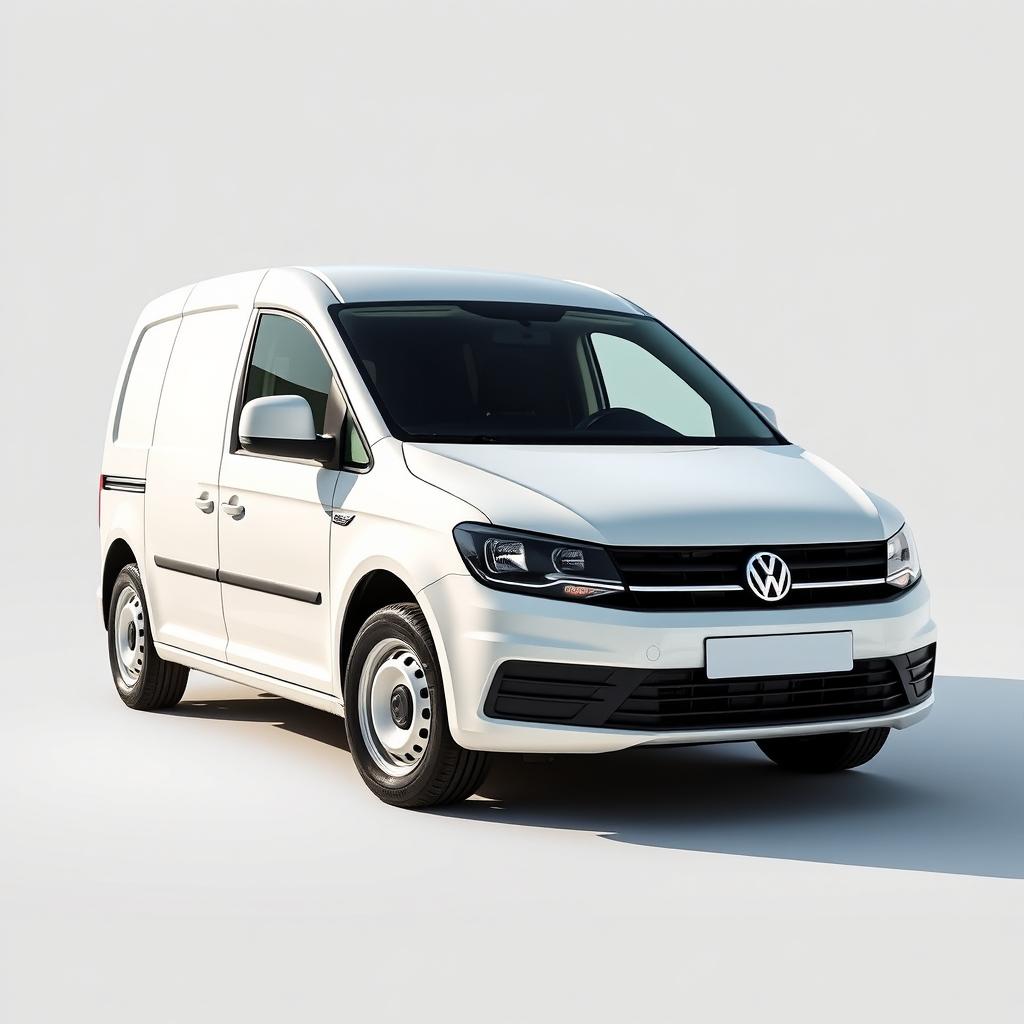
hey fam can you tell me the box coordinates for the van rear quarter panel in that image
[102,285,192,481]
[100,285,193,604]
[114,319,180,450]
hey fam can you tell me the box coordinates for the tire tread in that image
[757,727,889,772]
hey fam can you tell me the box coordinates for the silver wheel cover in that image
[357,638,433,778]
[114,585,146,689]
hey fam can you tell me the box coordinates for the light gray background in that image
[2,2,1021,1021]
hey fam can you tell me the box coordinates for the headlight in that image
[453,523,624,601]
[886,524,921,589]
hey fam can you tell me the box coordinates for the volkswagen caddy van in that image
[99,266,936,807]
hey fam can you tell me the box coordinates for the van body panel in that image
[182,269,267,316]
[327,437,484,698]
[113,318,181,451]
[99,284,194,609]
[420,572,936,750]
[402,442,899,547]
[218,453,339,691]
[145,292,257,660]
[101,284,193,482]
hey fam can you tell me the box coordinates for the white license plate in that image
[705,631,854,680]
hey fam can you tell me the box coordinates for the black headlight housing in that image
[453,523,624,603]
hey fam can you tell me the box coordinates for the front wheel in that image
[757,728,890,772]
[344,603,489,808]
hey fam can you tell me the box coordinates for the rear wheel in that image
[757,728,889,772]
[107,563,188,710]
[344,602,489,808]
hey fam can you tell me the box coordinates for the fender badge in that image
[332,512,356,526]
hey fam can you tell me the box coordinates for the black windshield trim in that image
[329,302,787,447]
[402,436,782,446]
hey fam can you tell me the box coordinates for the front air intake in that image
[485,644,936,731]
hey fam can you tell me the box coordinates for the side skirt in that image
[153,642,345,717]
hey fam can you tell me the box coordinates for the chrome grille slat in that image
[610,540,893,611]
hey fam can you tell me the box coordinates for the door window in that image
[244,313,334,433]
[241,312,371,469]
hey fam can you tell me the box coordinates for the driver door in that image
[218,311,341,692]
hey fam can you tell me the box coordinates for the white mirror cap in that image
[239,395,316,441]
[752,401,778,427]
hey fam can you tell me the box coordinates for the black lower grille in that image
[485,644,935,731]
[607,662,906,729]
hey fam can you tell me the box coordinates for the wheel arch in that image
[102,537,138,625]
[338,565,464,743]
[340,569,419,675]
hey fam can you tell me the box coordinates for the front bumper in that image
[419,573,937,754]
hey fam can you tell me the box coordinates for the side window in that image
[244,313,333,433]
[242,312,371,469]
[590,332,714,437]
[343,419,370,468]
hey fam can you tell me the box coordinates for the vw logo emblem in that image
[746,551,792,602]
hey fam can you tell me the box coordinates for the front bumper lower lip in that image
[455,693,934,754]
[630,694,933,747]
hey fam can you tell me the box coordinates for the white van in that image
[99,266,936,807]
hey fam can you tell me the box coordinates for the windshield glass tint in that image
[334,303,777,444]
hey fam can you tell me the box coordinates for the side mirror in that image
[752,401,778,428]
[239,395,334,462]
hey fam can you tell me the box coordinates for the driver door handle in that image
[194,494,214,514]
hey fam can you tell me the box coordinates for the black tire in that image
[344,602,489,808]
[757,728,890,773]
[107,563,188,711]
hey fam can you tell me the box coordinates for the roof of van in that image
[307,266,646,315]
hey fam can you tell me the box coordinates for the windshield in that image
[333,302,778,445]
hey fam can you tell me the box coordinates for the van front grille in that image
[609,540,893,611]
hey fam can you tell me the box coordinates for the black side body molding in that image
[218,569,322,605]
[153,556,321,604]
[153,556,217,581]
